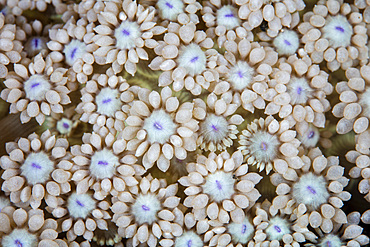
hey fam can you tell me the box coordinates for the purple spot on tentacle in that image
[241,224,247,234]
[225,13,234,18]
[284,39,291,46]
[297,87,302,95]
[153,122,163,130]
[31,82,40,88]
[215,180,222,190]
[98,161,108,166]
[165,2,173,8]
[15,240,23,247]
[237,71,243,78]
[335,26,345,33]
[122,29,130,36]
[211,124,218,131]
[176,158,185,163]
[31,163,42,169]
[274,225,281,233]
[71,47,78,59]
[307,185,316,194]
[327,241,332,247]
[102,98,112,104]
[142,205,150,211]
[187,240,192,247]
[260,142,268,151]
[308,131,315,139]
[63,122,69,129]
[190,56,198,63]
[76,200,84,207]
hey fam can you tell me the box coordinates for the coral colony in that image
[1,0,370,247]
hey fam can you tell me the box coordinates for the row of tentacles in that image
[0,0,370,247]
